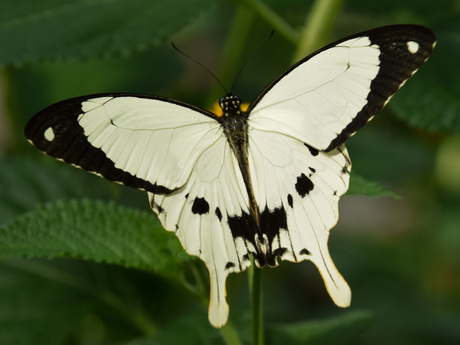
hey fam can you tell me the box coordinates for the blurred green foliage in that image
[0,0,459,344]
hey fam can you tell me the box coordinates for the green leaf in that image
[0,199,190,282]
[0,258,176,344]
[0,0,216,66]
[0,157,116,225]
[266,311,374,345]
[116,311,224,345]
[347,173,400,198]
[0,259,93,345]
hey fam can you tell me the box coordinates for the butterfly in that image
[25,24,436,328]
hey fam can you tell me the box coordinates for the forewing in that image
[25,94,221,193]
[248,25,436,151]
[149,133,259,328]
[248,126,352,307]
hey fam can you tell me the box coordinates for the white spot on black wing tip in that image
[44,127,55,141]
[406,40,420,54]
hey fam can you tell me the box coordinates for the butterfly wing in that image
[25,94,221,193]
[25,93,255,327]
[248,24,436,152]
[246,24,436,307]
[248,128,351,306]
[149,134,258,327]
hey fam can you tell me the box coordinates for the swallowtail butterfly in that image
[25,25,436,327]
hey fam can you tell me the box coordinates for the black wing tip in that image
[247,24,436,115]
[352,24,436,41]
[25,93,184,196]
[323,24,437,152]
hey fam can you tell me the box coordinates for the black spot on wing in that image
[295,173,314,198]
[273,247,287,257]
[149,195,164,214]
[215,207,222,221]
[227,211,257,240]
[227,205,292,268]
[191,197,209,215]
[259,204,288,267]
[225,262,235,270]
[305,143,319,156]
[287,194,293,208]
[149,196,156,210]
[227,209,267,266]
[300,248,311,255]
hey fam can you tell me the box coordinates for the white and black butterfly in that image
[25,25,436,327]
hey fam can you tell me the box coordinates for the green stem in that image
[220,320,243,345]
[293,0,345,62]
[237,0,299,45]
[249,258,264,345]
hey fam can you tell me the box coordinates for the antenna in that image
[172,42,228,95]
[230,30,274,93]
[172,30,274,95]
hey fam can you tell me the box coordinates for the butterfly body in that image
[219,94,261,230]
[25,25,436,327]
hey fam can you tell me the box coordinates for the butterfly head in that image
[219,94,242,115]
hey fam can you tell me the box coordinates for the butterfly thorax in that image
[220,94,247,145]
[219,94,248,162]
[219,94,260,227]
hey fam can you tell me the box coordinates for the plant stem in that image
[238,0,299,45]
[220,320,243,345]
[293,0,345,62]
[249,258,264,345]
